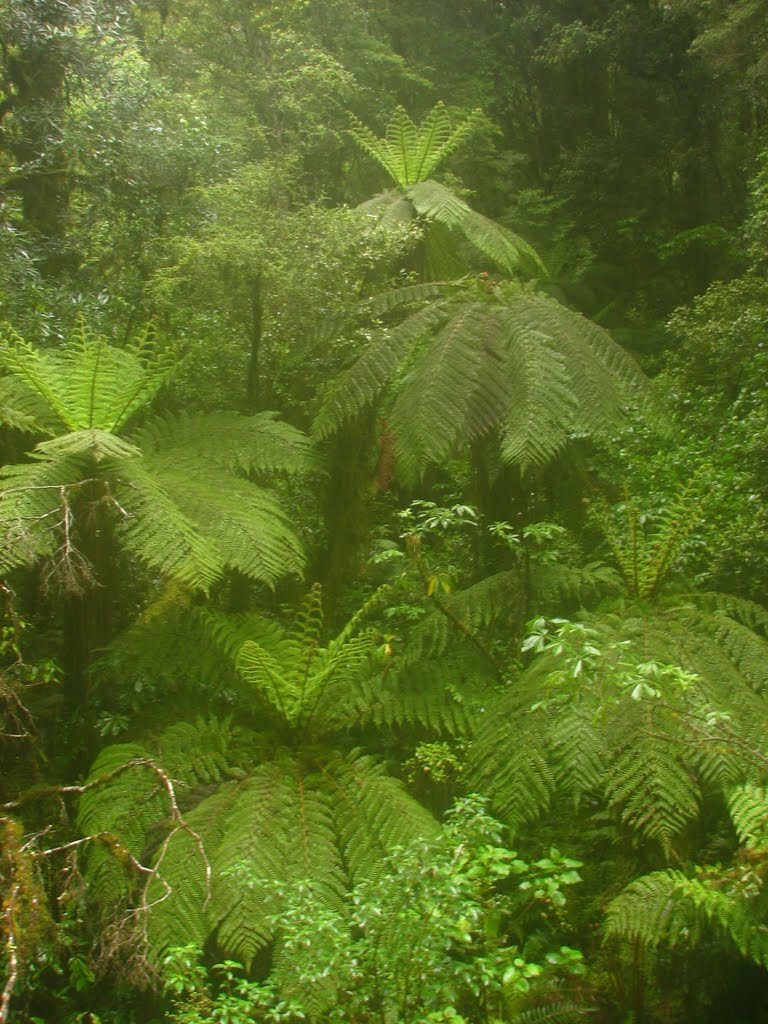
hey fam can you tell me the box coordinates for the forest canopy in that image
[1,1,768,1022]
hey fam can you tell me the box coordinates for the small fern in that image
[590,474,710,598]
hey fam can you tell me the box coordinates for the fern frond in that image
[605,869,768,968]
[356,188,417,226]
[349,104,482,186]
[533,560,623,609]
[407,180,547,277]
[0,373,59,434]
[314,284,651,475]
[237,585,381,730]
[95,601,277,701]
[365,281,453,318]
[345,655,488,736]
[471,698,556,831]
[606,729,701,853]
[550,705,606,803]
[406,178,472,225]
[157,718,235,785]
[125,460,305,588]
[499,289,648,440]
[113,457,224,591]
[197,606,288,666]
[728,784,768,849]
[389,302,512,478]
[0,322,177,433]
[706,614,768,693]
[0,450,93,571]
[0,325,79,430]
[330,751,439,883]
[405,570,517,662]
[147,780,241,961]
[147,752,437,967]
[470,593,768,849]
[591,475,711,599]
[208,763,346,966]
[325,583,388,654]
[499,327,576,469]
[133,411,317,479]
[699,592,768,636]
[36,428,141,463]
[513,1000,593,1024]
[237,640,292,720]
[77,743,166,907]
[312,301,452,440]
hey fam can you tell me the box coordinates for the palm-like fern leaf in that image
[0,451,96,573]
[77,743,167,908]
[592,475,710,599]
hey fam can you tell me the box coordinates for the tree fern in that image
[0,326,313,592]
[315,281,652,476]
[468,483,768,850]
[470,597,768,850]
[351,105,547,279]
[0,322,177,434]
[78,589,445,968]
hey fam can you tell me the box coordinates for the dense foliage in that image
[2,2,768,1022]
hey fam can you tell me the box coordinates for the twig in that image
[1,758,211,931]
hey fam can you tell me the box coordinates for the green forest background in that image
[2,1,768,1021]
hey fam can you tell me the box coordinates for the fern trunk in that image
[60,480,118,723]
[315,414,375,622]
[245,272,265,413]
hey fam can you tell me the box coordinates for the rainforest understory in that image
[2,2,768,1022]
